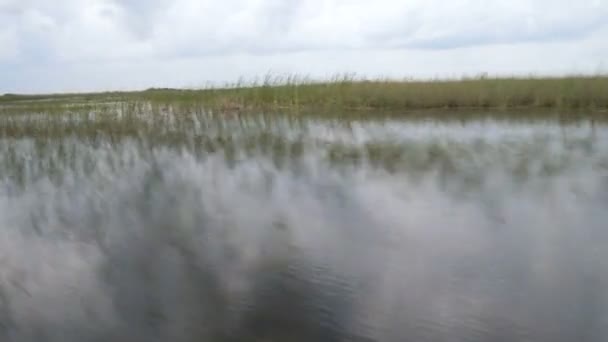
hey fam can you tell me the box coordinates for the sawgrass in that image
[2,75,608,113]
[138,74,608,111]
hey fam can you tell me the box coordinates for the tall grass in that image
[3,75,608,112]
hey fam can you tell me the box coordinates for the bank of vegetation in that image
[3,75,608,112]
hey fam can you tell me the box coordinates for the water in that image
[0,107,607,341]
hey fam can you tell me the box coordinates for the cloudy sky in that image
[1,0,607,93]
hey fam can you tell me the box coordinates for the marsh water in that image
[0,104,607,341]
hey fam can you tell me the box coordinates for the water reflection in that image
[0,108,607,341]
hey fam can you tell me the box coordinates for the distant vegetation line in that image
[3,75,608,111]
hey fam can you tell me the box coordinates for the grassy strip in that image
[3,75,608,111]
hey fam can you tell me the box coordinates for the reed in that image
[3,75,608,112]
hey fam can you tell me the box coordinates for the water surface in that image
[0,107,607,341]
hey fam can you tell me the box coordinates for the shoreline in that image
[2,76,608,113]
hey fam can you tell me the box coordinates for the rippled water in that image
[0,107,607,341]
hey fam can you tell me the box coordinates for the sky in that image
[1,0,607,93]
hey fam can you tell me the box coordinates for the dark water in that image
[0,108,607,341]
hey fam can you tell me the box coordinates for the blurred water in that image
[0,109,607,341]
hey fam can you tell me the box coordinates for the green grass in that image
[3,75,608,112]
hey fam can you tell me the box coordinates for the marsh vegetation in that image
[3,75,608,112]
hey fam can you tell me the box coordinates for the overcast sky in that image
[1,0,607,93]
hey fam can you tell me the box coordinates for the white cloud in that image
[0,0,607,92]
